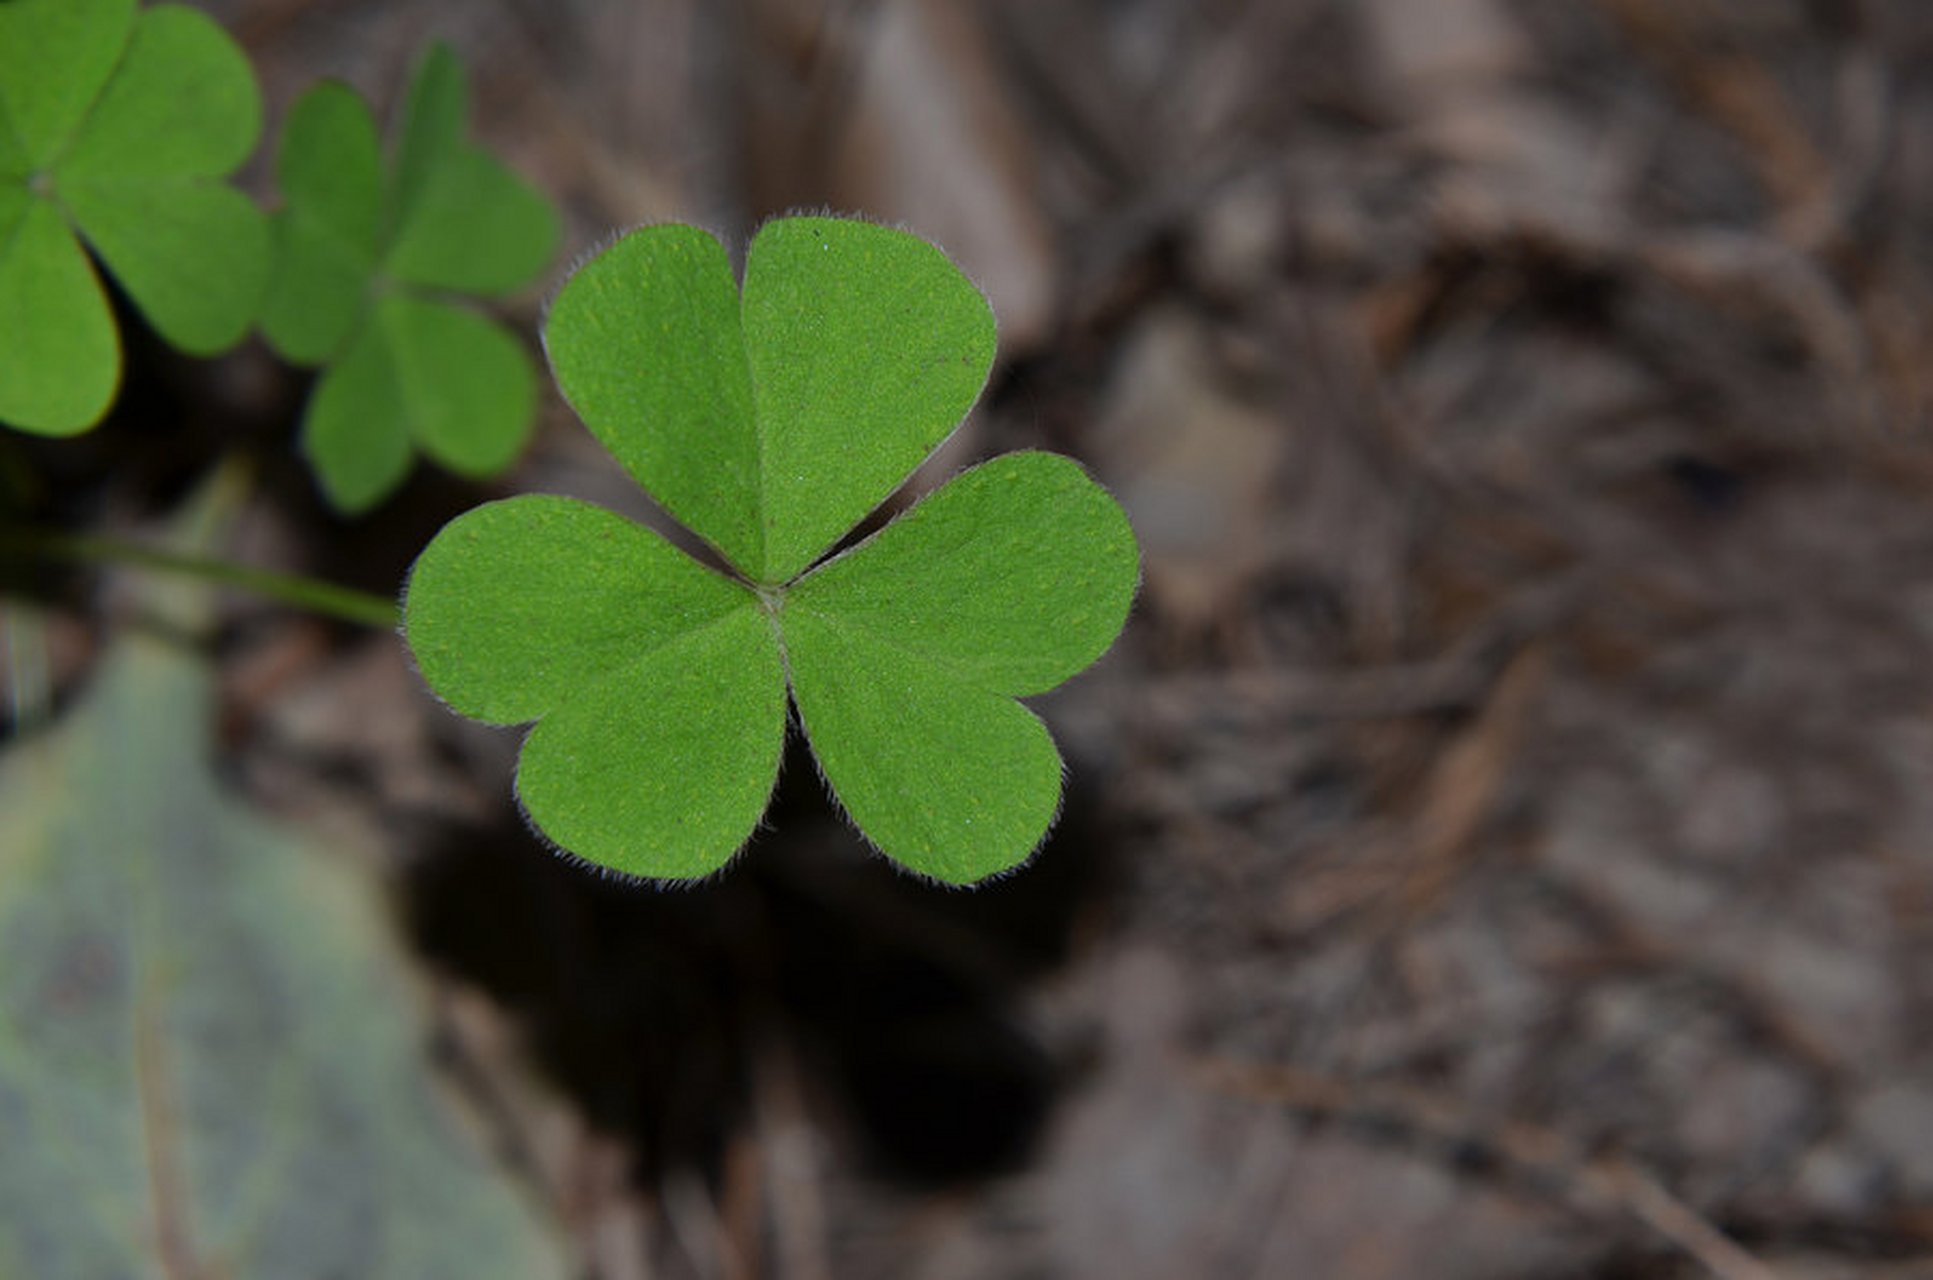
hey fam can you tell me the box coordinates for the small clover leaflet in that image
[0,0,269,435]
[404,217,1139,885]
[261,44,559,514]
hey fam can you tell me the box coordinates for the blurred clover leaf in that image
[0,0,269,435]
[404,217,1139,885]
[0,514,566,1279]
[261,43,559,514]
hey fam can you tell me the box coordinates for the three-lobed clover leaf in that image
[261,43,559,514]
[404,217,1139,885]
[0,0,269,435]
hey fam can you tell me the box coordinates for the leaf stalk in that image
[0,527,399,628]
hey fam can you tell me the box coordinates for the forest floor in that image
[14,0,1933,1276]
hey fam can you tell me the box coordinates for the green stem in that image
[0,528,399,629]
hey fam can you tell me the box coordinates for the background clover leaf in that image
[0,0,269,436]
[0,198,119,434]
[258,79,380,366]
[383,44,558,296]
[0,0,135,168]
[405,217,1138,885]
[0,593,567,1280]
[262,44,559,514]
[546,216,998,583]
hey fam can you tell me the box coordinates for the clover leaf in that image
[0,0,269,435]
[261,44,559,514]
[404,217,1138,885]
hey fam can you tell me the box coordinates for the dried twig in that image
[1191,1055,1788,1280]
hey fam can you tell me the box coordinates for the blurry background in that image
[10,0,1933,1276]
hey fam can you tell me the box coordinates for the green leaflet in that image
[57,5,260,180]
[783,451,1139,882]
[0,116,25,180]
[781,608,1066,884]
[0,0,268,435]
[0,622,566,1278]
[60,181,267,356]
[547,217,998,583]
[406,496,758,725]
[0,0,134,171]
[539,226,762,571]
[0,199,120,432]
[406,218,1140,885]
[405,496,789,878]
[302,294,539,511]
[518,606,787,880]
[265,44,559,512]
[298,310,415,513]
[383,47,556,297]
[387,41,467,238]
[259,81,381,363]
[786,452,1140,696]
